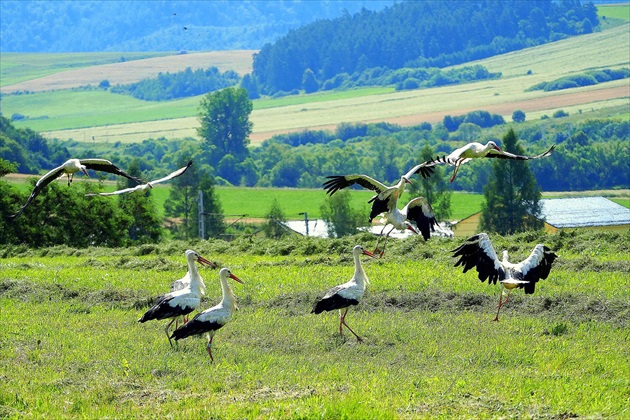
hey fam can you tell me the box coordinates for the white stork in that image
[312,245,376,342]
[421,141,555,182]
[86,160,192,197]
[452,233,558,321]
[138,250,213,345]
[10,158,142,218]
[323,164,436,255]
[372,196,437,257]
[170,268,244,362]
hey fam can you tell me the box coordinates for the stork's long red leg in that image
[378,226,396,257]
[493,289,504,322]
[374,225,388,255]
[338,308,348,336]
[450,162,461,183]
[165,318,177,346]
[340,309,363,342]
[503,290,512,305]
[206,336,215,362]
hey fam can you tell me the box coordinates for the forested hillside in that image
[252,0,599,94]
[0,0,393,52]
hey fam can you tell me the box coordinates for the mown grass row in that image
[1,229,628,418]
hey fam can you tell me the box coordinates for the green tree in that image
[164,158,224,239]
[197,87,253,167]
[263,198,288,238]
[320,190,366,238]
[117,159,163,243]
[480,128,544,235]
[512,110,526,123]
[408,144,452,221]
[302,68,319,93]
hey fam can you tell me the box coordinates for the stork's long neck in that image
[187,260,205,295]
[396,177,407,197]
[353,252,369,287]
[502,250,509,265]
[219,276,237,312]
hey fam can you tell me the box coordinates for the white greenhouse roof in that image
[539,197,630,228]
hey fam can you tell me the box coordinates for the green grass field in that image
[1,229,628,418]
[598,4,630,21]
[0,52,171,87]
[7,174,628,222]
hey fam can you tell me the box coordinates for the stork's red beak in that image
[362,249,377,258]
[493,145,502,152]
[229,273,244,284]
[197,255,217,268]
[82,168,90,177]
[407,224,419,234]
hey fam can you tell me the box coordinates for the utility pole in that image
[198,190,205,239]
[299,212,309,236]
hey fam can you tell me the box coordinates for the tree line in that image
[252,1,599,95]
[110,67,240,101]
[2,109,628,195]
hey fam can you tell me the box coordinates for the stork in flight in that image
[86,160,192,197]
[170,268,244,362]
[420,142,555,182]
[323,165,436,255]
[138,250,214,345]
[452,233,558,321]
[372,196,437,256]
[312,245,376,342]
[10,158,142,218]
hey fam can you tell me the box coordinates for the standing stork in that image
[420,142,555,182]
[452,233,558,321]
[86,161,193,197]
[323,164,436,255]
[10,158,142,218]
[170,268,244,362]
[312,245,376,342]
[138,250,213,345]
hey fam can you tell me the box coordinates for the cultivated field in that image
[1,23,628,144]
[0,50,256,93]
[1,230,628,418]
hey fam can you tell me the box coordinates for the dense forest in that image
[2,112,628,194]
[0,0,393,52]
[252,0,599,94]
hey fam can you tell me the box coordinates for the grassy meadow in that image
[0,229,628,418]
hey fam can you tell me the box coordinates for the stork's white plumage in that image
[86,160,192,197]
[312,245,376,342]
[11,158,142,218]
[323,165,436,255]
[373,196,437,256]
[421,142,555,182]
[452,233,558,321]
[138,250,214,345]
[170,268,244,362]
[323,163,433,206]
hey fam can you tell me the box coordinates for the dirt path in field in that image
[249,85,629,142]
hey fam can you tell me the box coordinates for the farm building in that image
[538,197,630,233]
[451,197,630,237]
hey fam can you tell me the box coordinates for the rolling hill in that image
[1,22,628,144]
